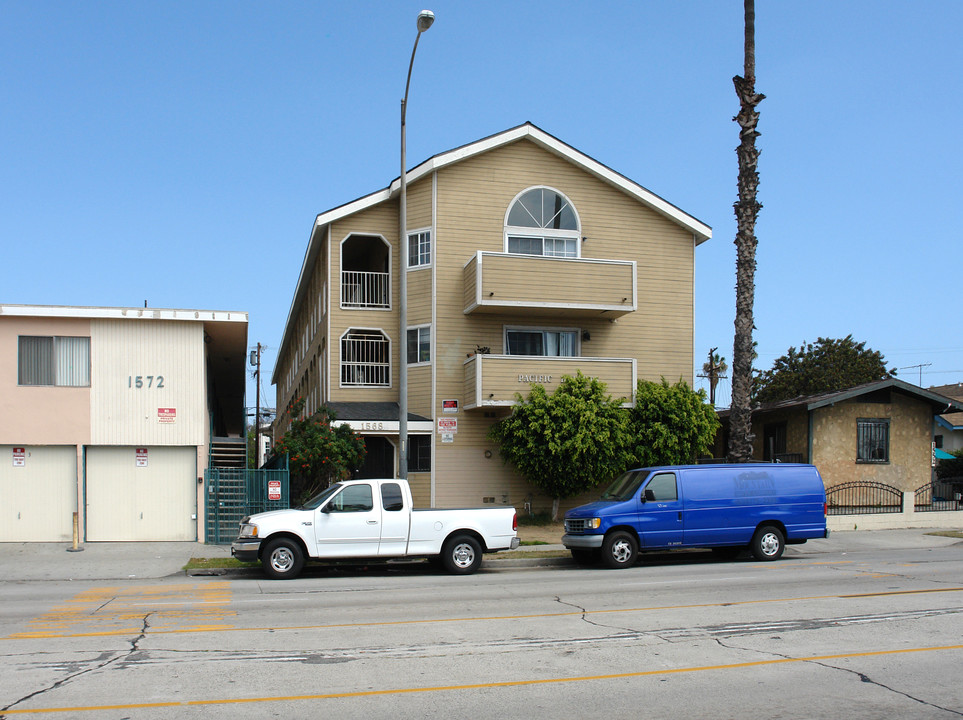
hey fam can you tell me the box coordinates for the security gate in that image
[205,468,290,544]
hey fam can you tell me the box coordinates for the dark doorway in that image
[354,436,395,479]
[762,422,787,462]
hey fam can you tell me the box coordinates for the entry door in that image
[313,482,382,558]
[354,436,394,479]
[635,472,683,548]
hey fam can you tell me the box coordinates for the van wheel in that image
[601,531,638,569]
[442,534,482,575]
[262,538,305,580]
[751,525,785,561]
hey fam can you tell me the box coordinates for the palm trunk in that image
[728,0,764,463]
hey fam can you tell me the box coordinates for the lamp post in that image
[399,9,434,480]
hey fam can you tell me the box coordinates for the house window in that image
[408,434,431,472]
[341,329,390,387]
[408,230,431,268]
[505,328,578,357]
[505,187,579,258]
[407,325,430,364]
[18,336,90,387]
[934,435,943,449]
[857,418,890,463]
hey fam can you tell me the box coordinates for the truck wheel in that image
[262,537,306,580]
[441,534,482,575]
[751,525,785,561]
[601,530,638,569]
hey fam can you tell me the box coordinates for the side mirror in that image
[644,489,656,502]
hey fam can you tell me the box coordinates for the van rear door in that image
[636,471,684,548]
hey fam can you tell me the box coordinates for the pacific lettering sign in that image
[518,374,553,384]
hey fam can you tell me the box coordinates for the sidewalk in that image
[0,529,957,583]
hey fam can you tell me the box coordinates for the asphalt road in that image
[1,536,962,719]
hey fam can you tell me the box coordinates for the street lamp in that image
[399,9,434,480]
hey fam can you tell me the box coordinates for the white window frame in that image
[407,228,432,269]
[503,325,580,357]
[504,186,581,259]
[339,327,392,388]
[407,324,431,365]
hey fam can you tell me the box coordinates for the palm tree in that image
[701,348,728,407]
[728,0,764,463]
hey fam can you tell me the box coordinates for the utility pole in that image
[698,347,729,407]
[251,343,262,468]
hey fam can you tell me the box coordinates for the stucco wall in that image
[812,393,933,492]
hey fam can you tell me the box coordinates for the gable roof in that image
[718,378,963,418]
[273,123,712,383]
[314,122,712,241]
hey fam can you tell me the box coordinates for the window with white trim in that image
[341,329,390,387]
[505,187,579,258]
[18,336,90,387]
[407,325,431,364]
[505,328,578,357]
[408,230,431,268]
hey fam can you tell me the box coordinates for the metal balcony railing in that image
[342,271,390,309]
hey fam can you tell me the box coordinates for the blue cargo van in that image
[562,464,829,568]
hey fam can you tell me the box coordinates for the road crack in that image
[0,613,152,715]
[712,637,963,717]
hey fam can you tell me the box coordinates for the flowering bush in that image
[273,398,366,504]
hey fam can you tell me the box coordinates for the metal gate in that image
[205,468,290,544]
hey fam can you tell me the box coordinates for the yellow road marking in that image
[7,586,962,640]
[3,643,961,715]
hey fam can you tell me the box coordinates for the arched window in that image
[505,187,580,258]
[341,329,390,386]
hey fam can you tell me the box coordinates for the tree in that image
[700,348,728,407]
[729,0,765,463]
[753,335,895,403]
[488,371,633,520]
[627,379,720,467]
[272,398,367,504]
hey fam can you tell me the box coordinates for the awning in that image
[935,448,955,460]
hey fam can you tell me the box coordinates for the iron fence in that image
[205,468,290,544]
[914,480,963,513]
[826,480,903,515]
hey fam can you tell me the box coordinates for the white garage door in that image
[86,446,197,541]
[0,445,77,542]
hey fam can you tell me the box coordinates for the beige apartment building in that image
[0,304,247,542]
[273,123,711,511]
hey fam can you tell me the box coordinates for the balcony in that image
[342,271,390,309]
[463,354,636,410]
[463,251,636,318]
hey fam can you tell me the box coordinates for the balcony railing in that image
[464,252,636,318]
[463,354,636,409]
[342,271,390,309]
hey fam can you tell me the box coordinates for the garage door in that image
[86,446,197,541]
[0,445,76,542]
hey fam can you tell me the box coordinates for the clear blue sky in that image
[3,1,961,411]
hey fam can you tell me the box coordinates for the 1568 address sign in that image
[128,375,165,389]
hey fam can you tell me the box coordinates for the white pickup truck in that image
[231,478,520,579]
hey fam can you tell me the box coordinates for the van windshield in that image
[600,470,648,501]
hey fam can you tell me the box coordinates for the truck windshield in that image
[298,483,343,510]
[599,470,648,501]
